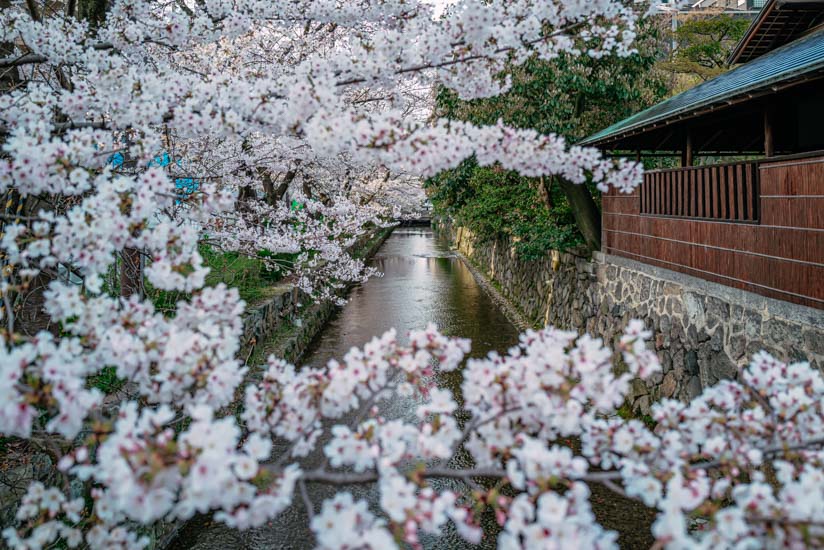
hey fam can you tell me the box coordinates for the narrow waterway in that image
[177,227,521,549]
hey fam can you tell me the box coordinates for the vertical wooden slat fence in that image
[639,161,760,223]
[602,153,824,310]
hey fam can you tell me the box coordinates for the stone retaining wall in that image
[240,226,393,365]
[436,220,824,414]
[240,284,300,356]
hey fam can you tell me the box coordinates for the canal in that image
[178,226,522,549]
[174,226,656,549]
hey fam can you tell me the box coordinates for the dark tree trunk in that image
[537,176,553,209]
[14,271,56,336]
[0,0,21,93]
[563,93,603,252]
[238,139,258,207]
[302,179,313,200]
[261,165,299,206]
[238,184,256,201]
[1,3,54,336]
[557,178,602,252]
[271,178,290,203]
[77,0,109,27]
[120,247,143,298]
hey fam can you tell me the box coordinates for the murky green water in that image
[174,227,520,549]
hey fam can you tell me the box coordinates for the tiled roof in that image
[581,27,824,148]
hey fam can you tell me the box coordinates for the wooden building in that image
[581,0,824,310]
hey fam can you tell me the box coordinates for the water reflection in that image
[177,227,520,549]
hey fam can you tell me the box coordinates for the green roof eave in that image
[580,27,824,149]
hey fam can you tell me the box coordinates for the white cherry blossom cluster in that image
[206,193,393,304]
[4,318,824,549]
[581,350,824,548]
[2,482,85,549]
[4,1,821,549]
[1,281,246,442]
[0,0,646,332]
[1,0,644,189]
[499,484,617,549]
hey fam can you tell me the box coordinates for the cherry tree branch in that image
[336,22,587,87]
[297,466,508,486]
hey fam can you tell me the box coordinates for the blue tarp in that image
[107,151,200,203]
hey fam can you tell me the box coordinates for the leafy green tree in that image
[429,23,667,252]
[429,163,583,259]
[662,13,751,82]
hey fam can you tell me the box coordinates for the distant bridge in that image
[398,217,432,227]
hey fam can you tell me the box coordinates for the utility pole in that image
[672,9,679,52]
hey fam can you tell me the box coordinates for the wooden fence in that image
[640,161,760,223]
[602,153,824,309]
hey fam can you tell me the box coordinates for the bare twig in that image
[1,286,15,334]
[335,22,586,87]
[599,478,629,499]
[694,437,824,472]
[299,479,314,521]
[298,466,507,486]
[0,120,108,135]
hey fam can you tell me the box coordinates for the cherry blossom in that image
[2,1,822,549]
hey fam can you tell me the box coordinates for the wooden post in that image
[682,131,693,167]
[764,108,774,157]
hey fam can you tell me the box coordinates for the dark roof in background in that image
[580,26,824,148]
[729,0,824,64]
